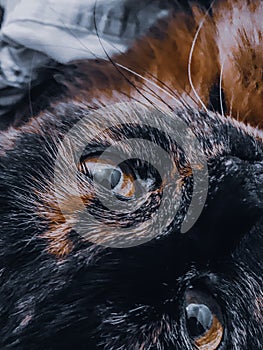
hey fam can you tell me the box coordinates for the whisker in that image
[141,59,203,109]
[116,55,198,109]
[46,0,208,114]
[87,28,194,108]
[146,74,191,105]
[92,1,173,111]
[229,93,234,118]
[46,0,198,113]
[119,91,156,110]
[188,0,216,112]
[116,63,184,108]
[118,64,177,110]
[138,85,175,111]
[27,51,37,118]
[49,0,162,111]
[219,56,226,117]
[47,0,187,111]
[46,3,100,59]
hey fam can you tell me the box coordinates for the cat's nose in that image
[180,155,263,259]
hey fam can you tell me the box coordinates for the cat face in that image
[0,100,262,349]
[0,0,263,349]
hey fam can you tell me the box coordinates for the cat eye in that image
[185,289,224,350]
[78,156,136,198]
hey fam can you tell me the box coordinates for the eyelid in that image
[78,156,116,175]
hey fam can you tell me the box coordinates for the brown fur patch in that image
[39,192,94,258]
[70,6,218,110]
[215,0,263,127]
[68,0,263,128]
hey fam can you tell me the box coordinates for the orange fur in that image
[69,0,263,127]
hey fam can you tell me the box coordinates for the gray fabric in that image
[0,0,169,117]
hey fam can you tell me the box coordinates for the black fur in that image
[0,100,262,349]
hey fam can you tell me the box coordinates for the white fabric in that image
[0,0,169,117]
[1,0,127,63]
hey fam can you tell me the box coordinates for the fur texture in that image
[0,1,262,349]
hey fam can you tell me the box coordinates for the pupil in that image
[186,303,213,338]
[93,168,121,189]
[110,169,121,188]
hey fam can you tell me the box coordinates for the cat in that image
[0,0,262,349]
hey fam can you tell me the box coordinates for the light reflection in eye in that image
[185,289,224,350]
[78,157,135,198]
